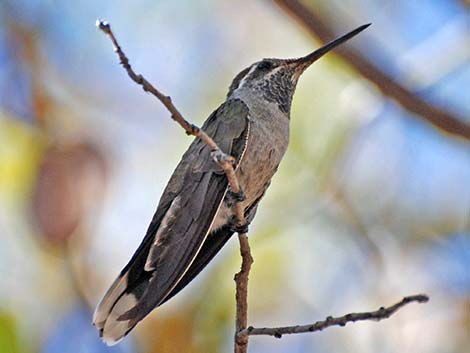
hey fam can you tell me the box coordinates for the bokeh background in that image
[0,1,469,352]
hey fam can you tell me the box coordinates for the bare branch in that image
[96,21,191,131]
[96,20,428,353]
[274,0,470,140]
[238,294,429,339]
[95,20,236,173]
[234,233,253,353]
[96,19,252,352]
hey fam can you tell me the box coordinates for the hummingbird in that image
[93,23,370,345]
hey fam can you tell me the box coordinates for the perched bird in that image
[93,23,370,345]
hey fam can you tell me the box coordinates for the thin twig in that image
[95,20,235,171]
[238,294,429,338]
[96,20,428,353]
[234,233,253,353]
[274,0,470,140]
[96,19,252,353]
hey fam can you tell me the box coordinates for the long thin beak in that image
[292,23,371,70]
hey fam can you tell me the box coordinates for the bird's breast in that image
[209,111,289,233]
[236,114,289,207]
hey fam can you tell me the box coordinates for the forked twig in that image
[96,20,428,353]
[96,20,235,175]
[238,295,429,338]
[96,19,252,352]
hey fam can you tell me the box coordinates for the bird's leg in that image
[229,215,250,234]
[227,186,247,204]
[227,186,249,233]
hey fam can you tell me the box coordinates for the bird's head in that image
[228,23,370,114]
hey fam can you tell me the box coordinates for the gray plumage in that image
[93,23,370,345]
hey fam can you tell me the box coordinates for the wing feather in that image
[160,194,262,305]
[93,99,250,345]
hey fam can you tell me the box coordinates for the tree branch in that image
[238,294,429,339]
[234,233,253,353]
[459,0,470,8]
[96,20,235,172]
[96,19,252,353]
[274,0,470,140]
[96,20,428,353]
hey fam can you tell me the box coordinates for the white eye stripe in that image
[236,63,283,91]
[237,63,259,89]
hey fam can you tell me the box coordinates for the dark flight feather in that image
[93,99,250,345]
[161,195,262,305]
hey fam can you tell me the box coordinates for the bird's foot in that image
[227,187,246,203]
[229,216,249,234]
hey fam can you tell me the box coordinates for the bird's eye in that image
[257,61,273,70]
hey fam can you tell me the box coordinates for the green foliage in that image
[0,313,22,353]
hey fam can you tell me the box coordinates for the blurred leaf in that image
[31,142,108,246]
[0,114,46,204]
[0,312,21,353]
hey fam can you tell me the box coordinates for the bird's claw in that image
[229,216,249,234]
[227,187,246,203]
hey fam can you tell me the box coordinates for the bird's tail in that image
[92,270,151,346]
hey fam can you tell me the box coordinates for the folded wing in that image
[93,99,249,345]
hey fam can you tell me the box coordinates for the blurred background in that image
[0,0,469,352]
